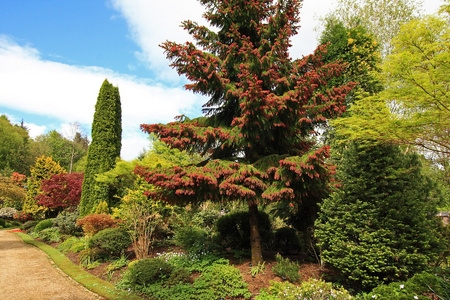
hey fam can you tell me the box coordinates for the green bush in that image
[173,226,208,253]
[256,279,353,300]
[78,248,106,268]
[273,227,301,254]
[58,236,87,254]
[363,271,450,300]
[193,263,252,299]
[38,227,61,243]
[88,227,131,257]
[53,210,82,235]
[34,218,54,233]
[271,253,301,283]
[0,218,6,228]
[127,258,173,286]
[166,268,191,286]
[215,211,273,250]
[20,220,38,230]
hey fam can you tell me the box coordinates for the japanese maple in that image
[136,0,353,264]
[36,172,84,212]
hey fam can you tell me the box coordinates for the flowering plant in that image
[13,211,33,221]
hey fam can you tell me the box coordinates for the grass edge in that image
[16,232,143,300]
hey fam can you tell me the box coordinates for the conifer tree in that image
[79,79,122,216]
[315,142,444,290]
[135,0,353,264]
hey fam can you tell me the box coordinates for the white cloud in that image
[0,35,206,160]
[110,0,206,83]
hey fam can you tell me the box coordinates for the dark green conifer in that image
[79,79,122,216]
[315,142,444,291]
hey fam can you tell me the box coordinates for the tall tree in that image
[319,19,382,102]
[135,0,352,264]
[322,0,423,56]
[332,11,450,156]
[315,142,444,291]
[79,79,122,216]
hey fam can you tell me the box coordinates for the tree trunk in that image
[249,202,263,265]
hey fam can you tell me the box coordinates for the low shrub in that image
[271,253,301,283]
[88,228,131,257]
[53,210,82,235]
[20,220,38,230]
[256,279,353,300]
[166,268,192,286]
[0,218,6,227]
[13,211,32,222]
[34,219,54,233]
[38,227,61,243]
[193,263,252,299]
[158,251,226,273]
[76,213,120,236]
[363,271,450,300]
[273,227,300,254]
[127,258,173,286]
[58,236,87,254]
[78,248,107,268]
[173,226,208,254]
[215,211,273,250]
[106,254,129,272]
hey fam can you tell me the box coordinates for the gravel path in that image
[0,230,103,300]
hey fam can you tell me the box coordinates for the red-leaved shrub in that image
[76,213,121,236]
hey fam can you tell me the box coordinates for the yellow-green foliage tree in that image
[23,156,66,218]
[332,11,450,156]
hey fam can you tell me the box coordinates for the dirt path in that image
[0,230,103,300]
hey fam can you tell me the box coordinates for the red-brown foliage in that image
[76,213,121,236]
[36,172,83,210]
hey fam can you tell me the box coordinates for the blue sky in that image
[0,0,444,160]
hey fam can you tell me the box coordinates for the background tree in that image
[36,172,83,215]
[332,11,450,164]
[319,19,382,102]
[0,115,34,176]
[22,156,66,218]
[0,173,27,210]
[79,79,122,216]
[315,142,444,291]
[135,0,352,264]
[32,128,88,172]
[322,0,423,56]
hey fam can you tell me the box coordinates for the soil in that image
[3,229,329,299]
[0,230,105,300]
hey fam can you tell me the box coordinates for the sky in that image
[0,0,444,161]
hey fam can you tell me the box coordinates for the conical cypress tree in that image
[79,79,122,216]
[315,142,444,291]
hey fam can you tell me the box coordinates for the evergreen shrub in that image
[273,227,301,254]
[127,258,173,286]
[256,279,353,300]
[88,227,131,257]
[315,143,445,290]
[53,210,81,235]
[0,218,5,227]
[271,253,301,283]
[38,227,61,243]
[21,220,38,230]
[34,218,54,232]
[173,226,208,254]
[215,211,273,250]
